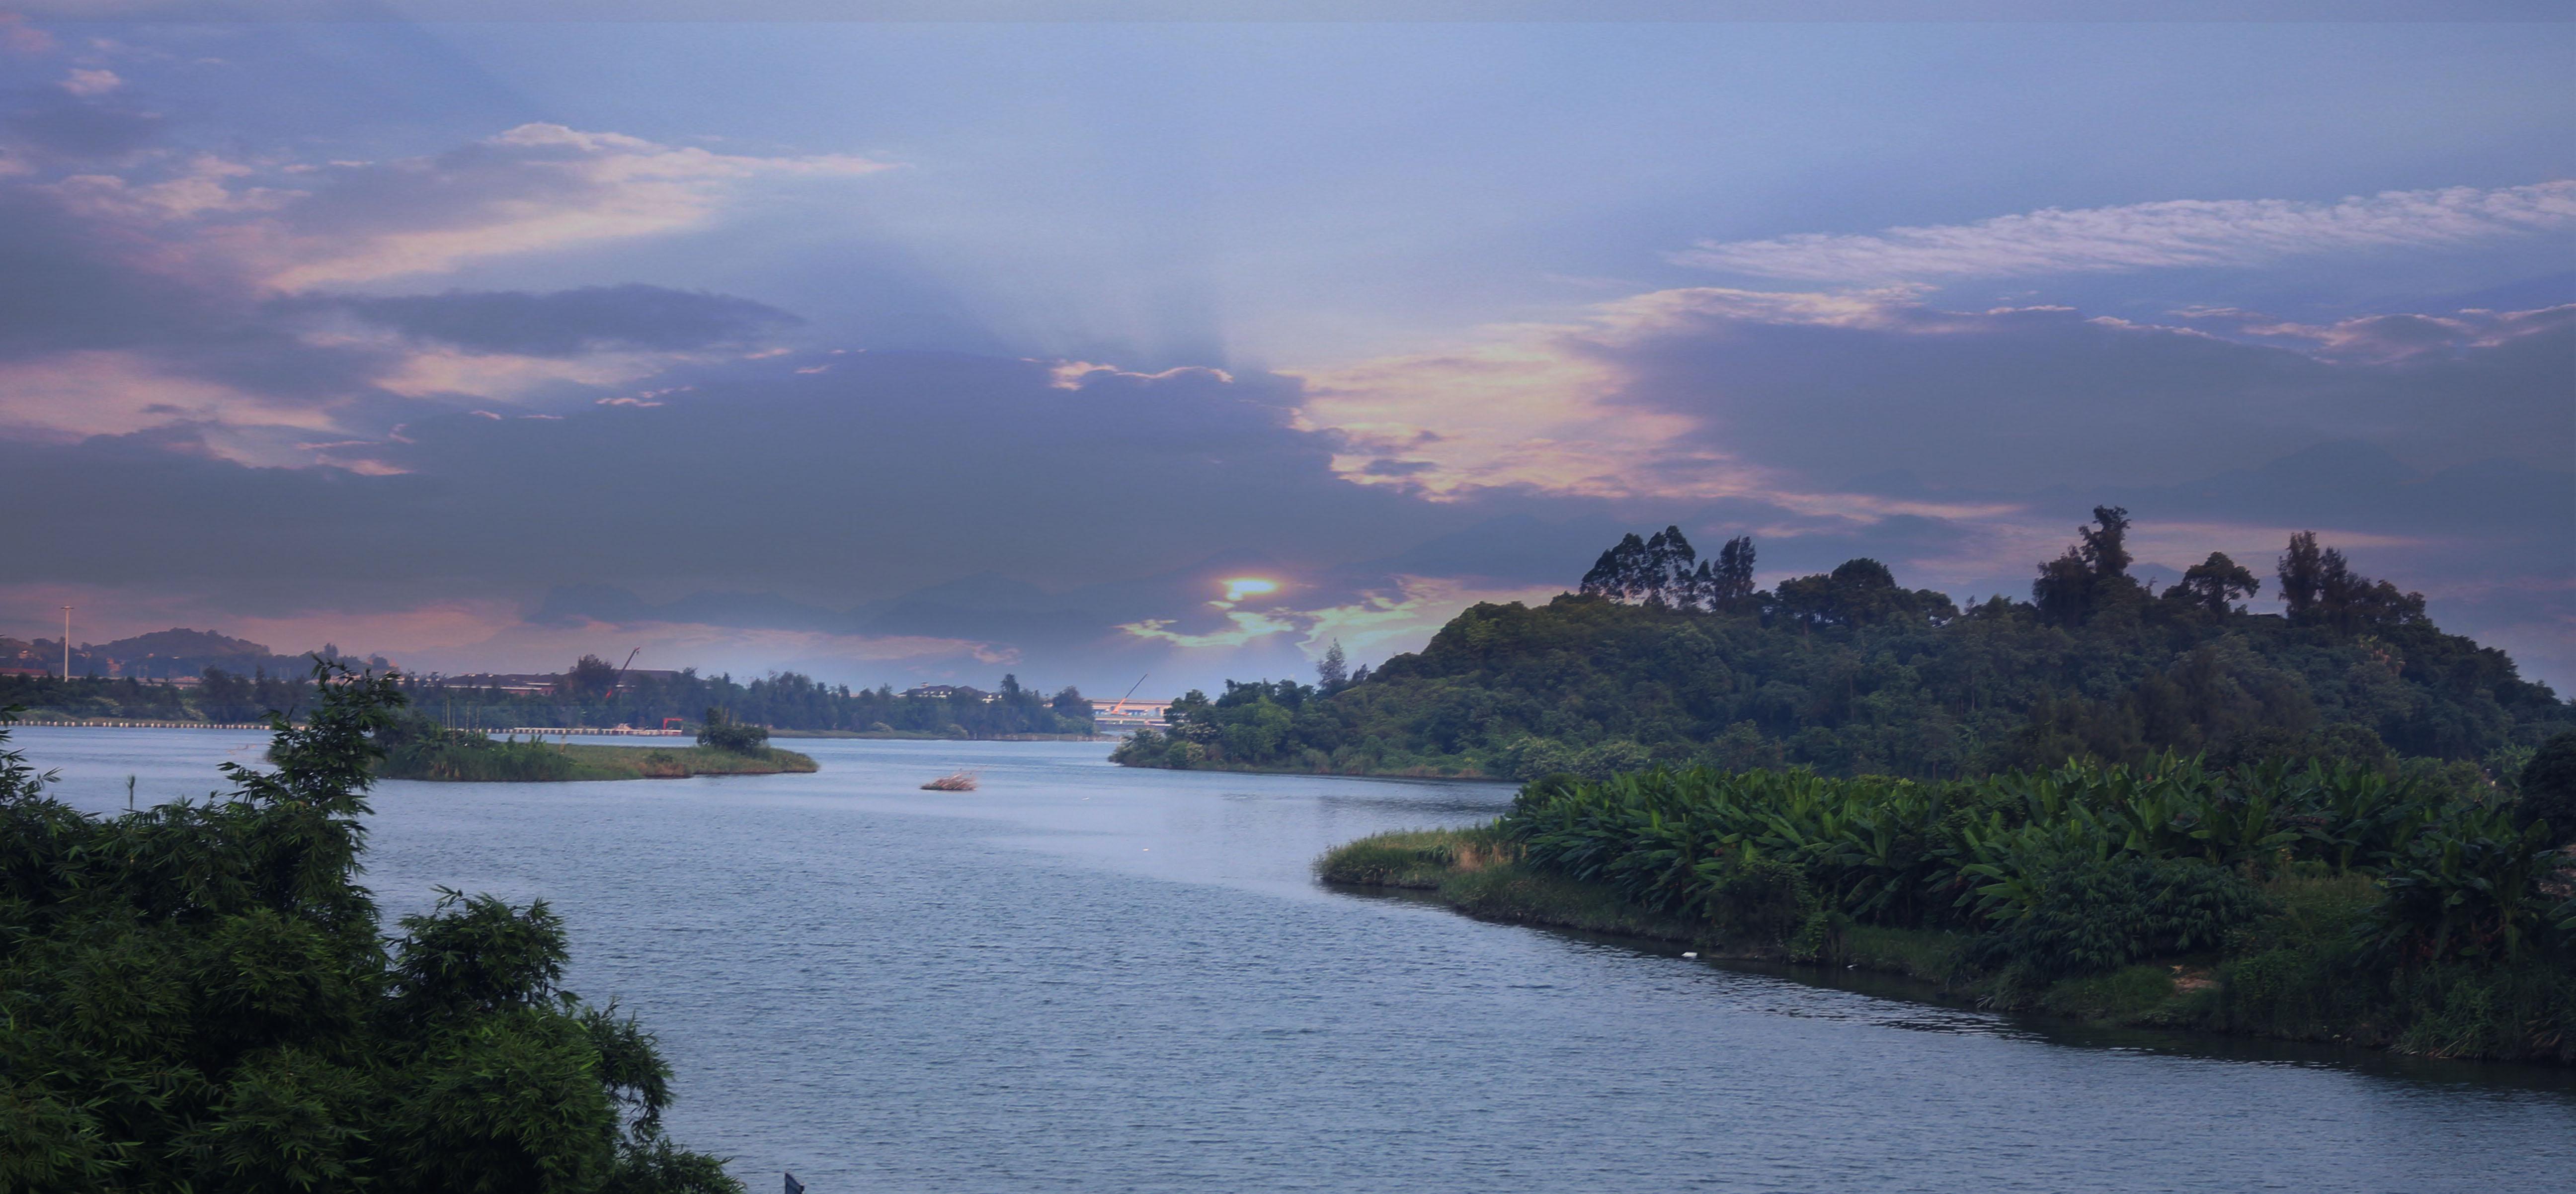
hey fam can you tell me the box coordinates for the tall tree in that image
[2034,507,2142,626]
[2079,505,2133,578]
[1317,640,1349,690]
[2279,530,2325,619]
[1641,526,1697,608]
[1580,533,1652,601]
[558,653,620,701]
[1712,535,1757,607]
[2168,552,2261,614]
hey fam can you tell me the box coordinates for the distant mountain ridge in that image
[0,627,377,680]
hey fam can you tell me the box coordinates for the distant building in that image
[437,673,564,695]
[902,684,995,702]
[1089,698,1173,731]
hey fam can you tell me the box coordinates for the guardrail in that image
[494,727,688,736]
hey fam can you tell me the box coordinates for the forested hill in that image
[1114,510,2574,781]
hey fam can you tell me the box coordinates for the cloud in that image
[1291,286,2574,509]
[0,105,863,455]
[0,350,1455,611]
[0,15,54,56]
[2211,303,2574,363]
[60,68,119,96]
[322,285,803,357]
[1675,181,2576,282]
[251,123,895,288]
[1120,573,1565,667]
[1287,317,1732,503]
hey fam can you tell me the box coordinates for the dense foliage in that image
[0,668,743,1192]
[3,665,1094,739]
[1493,751,2576,1059]
[1116,513,2571,779]
[694,707,770,753]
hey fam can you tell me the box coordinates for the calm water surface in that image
[24,727,2576,1192]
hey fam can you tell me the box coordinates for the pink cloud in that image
[0,13,53,56]
[60,67,118,96]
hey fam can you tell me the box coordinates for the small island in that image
[377,706,816,781]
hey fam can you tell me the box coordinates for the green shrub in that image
[1969,855,2265,981]
[695,707,769,754]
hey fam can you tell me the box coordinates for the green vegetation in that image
[1323,748,2576,1062]
[376,715,815,782]
[1118,512,2572,780]
[694,706,769,753]
[0,667,744,1192]
[0,662,1094,739]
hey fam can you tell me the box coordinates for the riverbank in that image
[1110,732,1492,779]
[775,728,1107,741]
[379,739,818,781]
[1319,827,2575,1064]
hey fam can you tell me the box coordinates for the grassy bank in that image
[379,736,817,781]
[1320,823,2574,1063]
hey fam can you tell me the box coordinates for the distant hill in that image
[1116,511,2575,780]
[2,627,376,681]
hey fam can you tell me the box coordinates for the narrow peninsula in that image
[376,706,816,781]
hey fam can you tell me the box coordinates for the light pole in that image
[60,605,72,681]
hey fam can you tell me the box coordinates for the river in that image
[19,727,2574,1192]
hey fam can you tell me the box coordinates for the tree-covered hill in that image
[1114,511,2573,781]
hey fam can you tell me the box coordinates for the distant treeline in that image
[1115,510,2575,780]
[0,663,1095,739]
[0,669,317,725]
[405,666,1093,738]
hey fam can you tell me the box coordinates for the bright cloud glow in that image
[1121,575,1564,660]
[1220,577,1278,602]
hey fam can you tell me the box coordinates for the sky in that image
[0,3,2569,697]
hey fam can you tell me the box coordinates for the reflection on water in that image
[22,728,2576,1192]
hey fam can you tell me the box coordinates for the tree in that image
[559,653,621,701]
[696,706,769,754]
[1775,558,1956,628]
[1641,526,1698,608]
[1317,640,1350,691]
[2035,507,2142,625]
[2166,551,2261,614]
[1711,535,1758,608]
[2516,730,2576,846]
[1581,526,1707,608]
[2079,505,2133,579]
[2279,530,2325,619]
[0,665,742,1192]
[2277,531,2428,633]
[1579,533,1650,601]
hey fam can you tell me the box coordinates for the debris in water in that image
[921,771,977,791]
